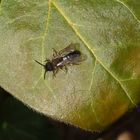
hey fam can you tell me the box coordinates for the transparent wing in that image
[69,53,87,64]
[57,43,80,57]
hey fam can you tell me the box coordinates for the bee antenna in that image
[35,60,45,67]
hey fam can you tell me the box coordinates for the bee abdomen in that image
[64,50,81,61]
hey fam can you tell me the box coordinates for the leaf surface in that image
[0,0,140,131]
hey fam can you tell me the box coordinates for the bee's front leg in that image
[44,70,47,79]
[44,58,50,62]
[64,65,68,73]
[52,48,58,57]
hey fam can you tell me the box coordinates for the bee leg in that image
[59,66,67,73]
[59,67,62,70]
[53,71,56,78]
[53,69,58,78]
[52,48,58,57]
[64,65,68,73]
[44,58,50,62]
[44,70,47,79]
[73,62,80,65]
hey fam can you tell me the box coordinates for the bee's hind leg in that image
[64,65,68,73]
[72,62,80,65]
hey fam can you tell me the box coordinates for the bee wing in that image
[71,53,87,64]
[58,43,80,57]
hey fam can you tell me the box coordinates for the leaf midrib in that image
[51,1,136,106]
[116,0,140,23]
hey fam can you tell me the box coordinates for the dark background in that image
[0,87,140,140]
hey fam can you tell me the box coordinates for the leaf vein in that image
[89,60,97,91]
[42,1,61,106]
[52,1,136,106]
[32,75,42,89]
[89,60,103,126]
[116,0,140,23]
[120,78,140,82]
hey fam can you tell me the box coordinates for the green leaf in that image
[118,0,140,21]
[0,0,140,131]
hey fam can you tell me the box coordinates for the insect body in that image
[35,43,86,79]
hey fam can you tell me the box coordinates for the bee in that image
[35,43,87,79]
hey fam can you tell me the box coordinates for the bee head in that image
[45,61,54,71]
[35,60,54,79]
